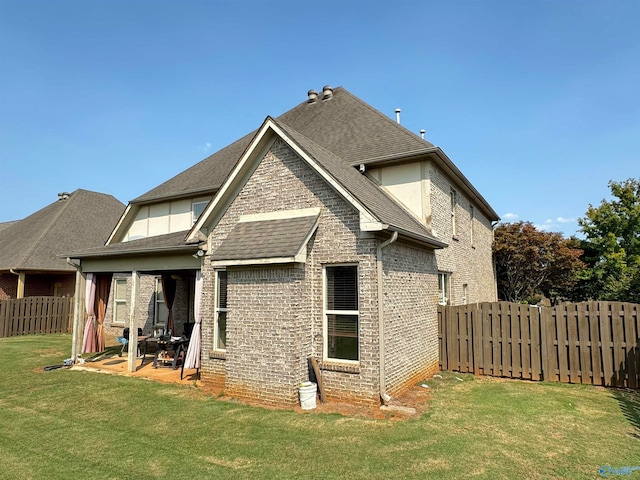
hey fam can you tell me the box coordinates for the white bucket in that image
[299,381,317,410]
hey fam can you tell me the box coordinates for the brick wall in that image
[430,164,497,304]
[0,273,75,299]
[0,273,17,299]
[382,241,440,397]
[201,138,380,406]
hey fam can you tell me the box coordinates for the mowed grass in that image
[0,334,638,479]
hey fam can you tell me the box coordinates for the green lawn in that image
[1,334,638,479]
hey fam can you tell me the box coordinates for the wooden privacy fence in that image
[0,296,74,337]
[438,301,640,389]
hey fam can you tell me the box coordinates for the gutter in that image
[377,230,398,405]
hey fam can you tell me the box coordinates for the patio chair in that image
[115,327,143,357]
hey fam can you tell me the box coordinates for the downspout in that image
[9,268,25,298]
[377,230,398,405]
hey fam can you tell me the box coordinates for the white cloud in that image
[535,223,553,231]
[502,212,519,220]
[201,142,212,152]
[556,217,576,223]
[544,219,553,224]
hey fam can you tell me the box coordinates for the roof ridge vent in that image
[307,89,318,103]
[322,85,333,100]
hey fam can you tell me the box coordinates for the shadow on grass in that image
[610,388,640,440]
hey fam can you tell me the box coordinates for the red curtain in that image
[95,274,113,352]
[161,275,177,333]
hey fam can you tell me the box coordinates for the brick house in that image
[0,190,124,300]
[69,86,499,407]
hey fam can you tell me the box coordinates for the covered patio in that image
[73,336,203,386]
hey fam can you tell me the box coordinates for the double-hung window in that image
[470,205,475,246]
[214,270,228,351]
[154,278,169,328]
[324,265,359,362]
[438,272,450,306]
[192,201,208,225]
[450,189,458,238]
[113,278,128,324]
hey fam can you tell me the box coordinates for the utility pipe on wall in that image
[377,230,398,405]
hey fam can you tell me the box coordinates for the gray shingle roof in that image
[132,87,435,205]
[211,214,319,263]
[270,118,446,248]
[0,190,125,271]
[70,230,198,258]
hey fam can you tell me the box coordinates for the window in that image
[192,201,208,225]
[214,270,227,351]
[463,283,468,305]
[53,282,62,297]
[438,272,450,305]
[324,265,359,362]
[155,278,169,327]
[113,279,128,324]
[470,205,475,246]
[450,189,458,237]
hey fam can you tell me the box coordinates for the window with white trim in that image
[324,265,359,362]
[438,272,451,305]
[450,189,458,238]
[470,205,475,246]
[463,283,469,305]
[214,270,227,351]
[113,278,128,324]
[155,278,169,328]
[192,201,208,225]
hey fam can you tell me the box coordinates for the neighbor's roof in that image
[0,190,125,271]
[131,87,436,205]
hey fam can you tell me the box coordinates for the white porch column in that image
[127,270,140,373]
[71,270,86,361]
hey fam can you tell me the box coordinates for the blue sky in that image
[1,1,638,237]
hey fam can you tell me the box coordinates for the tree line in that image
[493,178,639,305]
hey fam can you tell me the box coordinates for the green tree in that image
[576,178,640,303]
[493,222,584,304]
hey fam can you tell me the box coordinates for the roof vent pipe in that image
[307,89,318,103]
[395,108,401,124]
[420,129,425,139]
[322,85,333,100]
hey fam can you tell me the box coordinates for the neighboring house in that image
[0,190,124,300]
[69,86,499,407]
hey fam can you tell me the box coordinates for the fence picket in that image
[624,303,638,389]
[472,305,483,375]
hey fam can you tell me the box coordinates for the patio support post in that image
[127,270,140,373]
[17,272,25,299]
[71,270,86,361]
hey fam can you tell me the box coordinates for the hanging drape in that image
[81,273,97,353]
[161,275,177,333]
[184,270,202,370]
[95,274,112,352]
